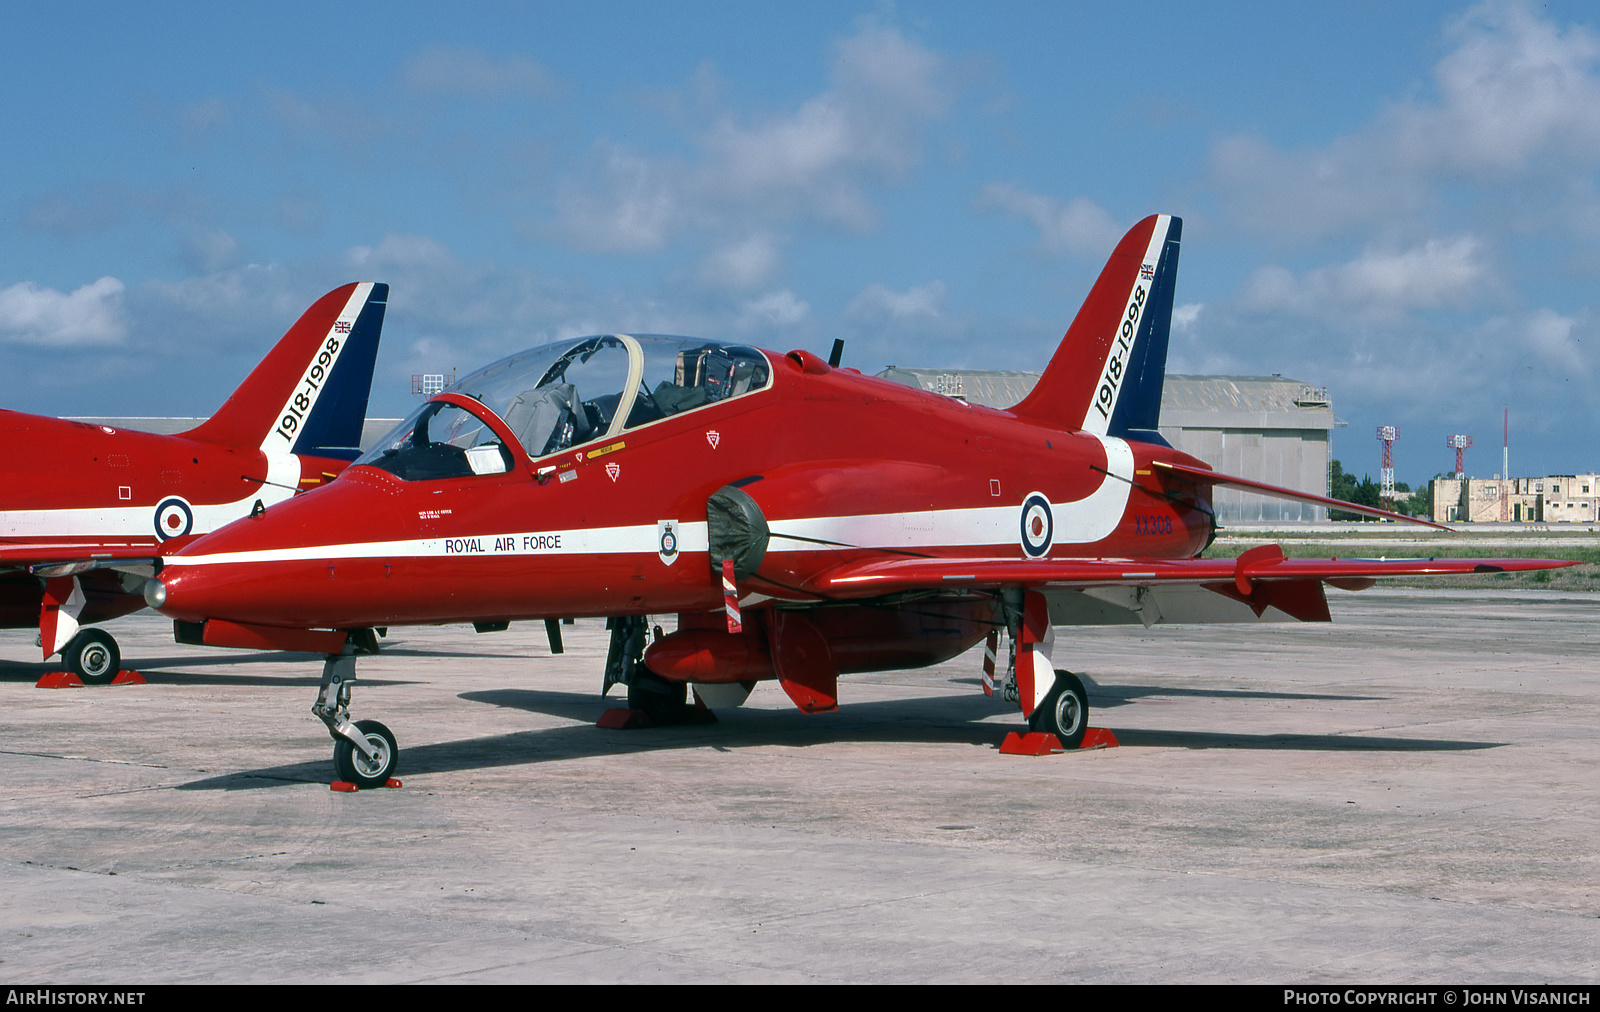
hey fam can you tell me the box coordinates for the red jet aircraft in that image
[146,217,1568,787]
[1,282,387,681]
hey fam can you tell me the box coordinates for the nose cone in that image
[154,469,410,626]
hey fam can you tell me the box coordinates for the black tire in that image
[628,669,688,724]
[65,628,120,685]
[332,719,399,788]
[1029,669,1089,749]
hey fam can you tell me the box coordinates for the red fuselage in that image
[155,348,1214,631]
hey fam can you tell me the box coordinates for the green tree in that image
[1328,459,1381,521]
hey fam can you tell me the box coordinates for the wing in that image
[800,546,1574,625]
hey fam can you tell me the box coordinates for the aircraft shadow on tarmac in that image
[174,683,1502,792]
[948,674,1386,707]
[0,655,417,689]
[0,639,549,685]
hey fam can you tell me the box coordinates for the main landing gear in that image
[602,614,705,725]
[63,628,120,685]
[312,647,399,789]
[1028,669,1089,750]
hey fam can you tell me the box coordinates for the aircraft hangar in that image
[878,368,1338,521]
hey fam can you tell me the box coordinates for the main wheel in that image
[628,669,688,724]
[65,628,120,685]
[332,719,399,788]
[1029,669,1089,749]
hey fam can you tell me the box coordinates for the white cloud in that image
[1237,237,1493,321]
[1518,307,1588,375]
[401,46,559,98]
[552,145,683,254]
[1399,2,1600,176]
[738,290,810,329]
[698,233,783,290]
[550,23,950,256]
[847,280,947,319]
[181,228,240,273]
[1171,303,1203,332]
[0,277,127,347]
[975,184,1123,259]
[1211,2,1600,240]
[346,233,457,272]
[179,97,230,132]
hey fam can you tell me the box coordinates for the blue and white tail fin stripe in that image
[1009,214,1181,441]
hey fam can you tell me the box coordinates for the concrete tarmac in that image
[1,590,1597,984]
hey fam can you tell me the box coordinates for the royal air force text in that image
[444,535,562,555]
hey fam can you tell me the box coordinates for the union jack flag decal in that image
[1139,264,1154,280]
[334,321,352,334]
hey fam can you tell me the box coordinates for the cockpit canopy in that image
[357,334,771,481]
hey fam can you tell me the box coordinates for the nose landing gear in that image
[313,649,400,789]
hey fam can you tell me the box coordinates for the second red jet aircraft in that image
[1,282,387,681]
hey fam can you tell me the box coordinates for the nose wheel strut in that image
[313,649,400,789]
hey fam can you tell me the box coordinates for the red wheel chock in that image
[1000,731,1063,755]
[999,727,1119,755]
[596,703,718,729]
[35,669,146,689]
[330,779,403,792]
[1079,727,1119,750]
[597,707,647,729]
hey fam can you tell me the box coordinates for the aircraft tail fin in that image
[184,282,388,460]
[1010,214,1181,441]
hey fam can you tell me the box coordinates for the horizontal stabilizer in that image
[1150,460,1448,529]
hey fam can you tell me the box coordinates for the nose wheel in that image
[313,649,401,788]
[333,719,398,788]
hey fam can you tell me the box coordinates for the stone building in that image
[1431,474,1600,523]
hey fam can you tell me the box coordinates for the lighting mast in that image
[1377,426,1399,502]
[1446,434,1473,478]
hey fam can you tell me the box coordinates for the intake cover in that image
[707,485,769,580]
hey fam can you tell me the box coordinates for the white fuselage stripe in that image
[166,437,1137,567]
[1,466,300,541]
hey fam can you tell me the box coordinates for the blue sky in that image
[3,1,1597,486]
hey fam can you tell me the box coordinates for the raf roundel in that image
[154,497,195,540]
[1019,492,1054,558]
